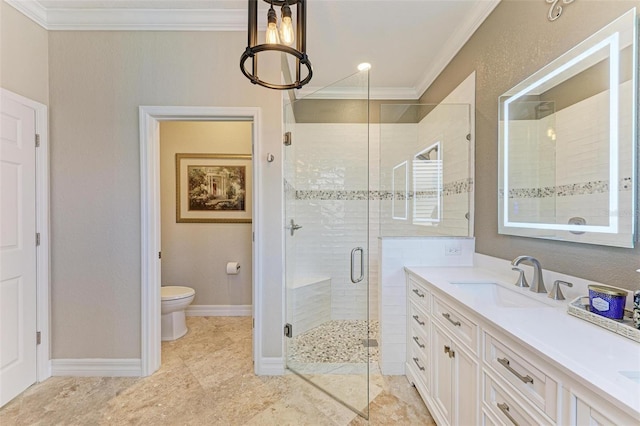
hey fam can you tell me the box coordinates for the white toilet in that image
[161,286,195,341]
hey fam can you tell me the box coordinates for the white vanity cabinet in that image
[404,269,640,426]
[431,321,478,425]
[406,275,432,398]
[562,384,640,426]
[406,274,479,426]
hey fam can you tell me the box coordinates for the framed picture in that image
[176,153,252,223]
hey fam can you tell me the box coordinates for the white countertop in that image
[405,265,640,416]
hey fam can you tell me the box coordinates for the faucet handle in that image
[548,280,573,300]
[512,267,529,288]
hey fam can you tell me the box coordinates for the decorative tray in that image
[567,296,640,343]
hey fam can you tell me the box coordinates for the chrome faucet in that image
[511,256,546,293]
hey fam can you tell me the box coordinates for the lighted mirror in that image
[499,8,637,248]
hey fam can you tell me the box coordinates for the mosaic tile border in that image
[290,178,473,201]
[504,177,633,199]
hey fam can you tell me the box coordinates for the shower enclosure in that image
[283,70,371,417]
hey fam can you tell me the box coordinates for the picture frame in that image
[176,153,252,223]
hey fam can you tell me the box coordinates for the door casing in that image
[138,106,264,376]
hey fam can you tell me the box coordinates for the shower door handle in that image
[350,247,364,284]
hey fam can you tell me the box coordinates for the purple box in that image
[588,285,627,320]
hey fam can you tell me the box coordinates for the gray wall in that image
[419,0,640,290]
[48,31,283,359]
[160,121,252,306]
[0,0,49,104]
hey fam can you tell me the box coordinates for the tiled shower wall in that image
[284,123,380,321]
[379,103,473,238]
[505,80,634,246]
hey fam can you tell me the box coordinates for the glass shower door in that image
[283,70,371,418]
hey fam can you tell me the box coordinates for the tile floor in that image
[1,317,435,425]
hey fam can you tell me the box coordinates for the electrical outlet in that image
[445,243,462,256]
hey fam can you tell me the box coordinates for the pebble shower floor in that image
[287,320,379,364]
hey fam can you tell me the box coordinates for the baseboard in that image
[186,304,252,317]
[51,359,142,377]
[380,362,406,376]
[256,357,285,375]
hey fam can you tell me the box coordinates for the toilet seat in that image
[161,286,195,301]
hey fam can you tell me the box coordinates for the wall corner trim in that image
[51,359,142,377]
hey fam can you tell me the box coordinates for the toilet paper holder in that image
[226,262,241,275]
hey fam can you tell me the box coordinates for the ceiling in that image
[7,0,500,99]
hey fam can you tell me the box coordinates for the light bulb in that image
[265,5,280,45]
[280,3,295,46]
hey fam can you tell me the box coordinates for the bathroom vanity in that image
[404,266,640,426]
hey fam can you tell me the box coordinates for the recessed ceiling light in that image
[357,62,372,71]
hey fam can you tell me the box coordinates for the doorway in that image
[139,107,262,376]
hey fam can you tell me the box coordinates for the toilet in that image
[161,286,195,341]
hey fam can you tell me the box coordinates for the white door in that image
[0,94,37,407]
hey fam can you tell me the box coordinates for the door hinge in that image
[35,134,40,147]
[36,233,41,246]
[466,133,471,141]
[252,318,255,329]
[36,331,41,345]
[158,251,162,259]
[283,131,292,146]
[284,323,292,338]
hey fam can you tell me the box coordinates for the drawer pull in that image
[497,357,534,384]
[442,312,461,327]
[412,315,425,326]
[497,402,519,426]
[412,357,425,371]
[412,288,425,298]
[412,336,425,348]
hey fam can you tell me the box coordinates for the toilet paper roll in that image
[226,262,241,275]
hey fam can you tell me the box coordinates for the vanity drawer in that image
[484,332,558,420]
[408,341,430,388]
[483,371,553,426]
[408,276,430,311]
[433,295,478,355]
[409,302,430,337]
[408,309,430,358]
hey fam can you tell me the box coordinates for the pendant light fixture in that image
[240,0,313,90]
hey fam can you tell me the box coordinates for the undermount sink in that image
[450,282,551,308]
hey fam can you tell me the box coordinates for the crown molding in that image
[5,0,48,28]
[413,0,500,99]
[4,1,248,31]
